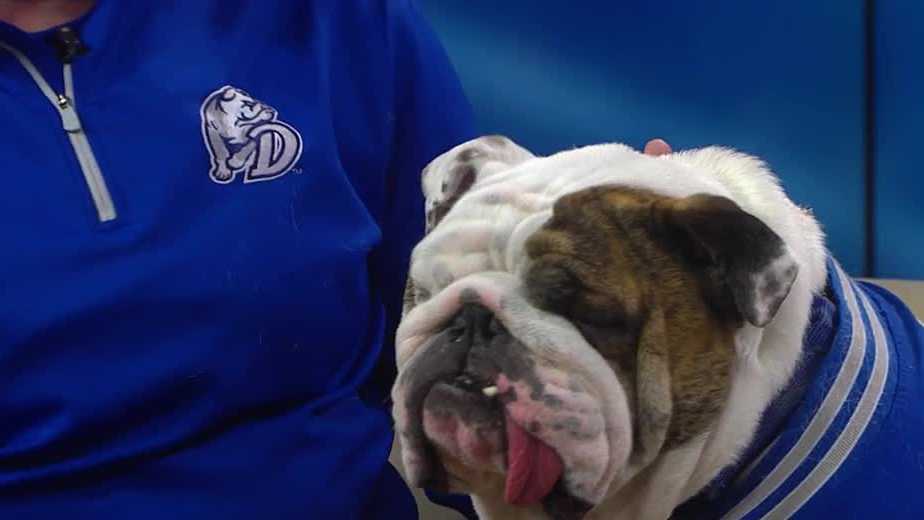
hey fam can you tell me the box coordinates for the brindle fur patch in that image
[524,186,741,452]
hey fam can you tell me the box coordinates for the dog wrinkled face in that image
[395,293,612,519]
[525,187,741,463]
[394,138,801,520]
[522,183,800,470]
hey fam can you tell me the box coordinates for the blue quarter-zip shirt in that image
[0,1,475,518]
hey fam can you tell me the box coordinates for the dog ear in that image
[424,159,476,232]
[422,135,535,232]
[632,307,672,466]
[407,136,534,319]
[650,194,798,327]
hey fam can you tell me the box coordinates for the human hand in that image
[643,138,672,156]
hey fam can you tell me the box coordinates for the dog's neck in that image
[672,290,838,516]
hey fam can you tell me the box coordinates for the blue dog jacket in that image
[679,259,924,519]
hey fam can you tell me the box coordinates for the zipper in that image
[0,35,117,222]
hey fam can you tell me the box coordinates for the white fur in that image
[589,434,710,520]
[395,272,633,504]
[409,139,827,519]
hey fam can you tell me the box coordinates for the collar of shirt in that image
[676,257,892,518]
[0,0,120,99]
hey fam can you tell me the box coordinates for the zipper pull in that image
[56,93,83,132]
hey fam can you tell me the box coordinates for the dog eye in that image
[575,320,637,352]
[414,285,431,303]
[523,263,580,317]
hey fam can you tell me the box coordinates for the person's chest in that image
[0,1,400,406]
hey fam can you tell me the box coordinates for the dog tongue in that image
[504,412,564,505]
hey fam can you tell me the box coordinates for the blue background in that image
[418,0,922,279]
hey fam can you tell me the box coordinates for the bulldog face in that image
[524,186,795,459]
[392,138,800,519]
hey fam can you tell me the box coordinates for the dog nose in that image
[445,304,509,388]
[460,303,499,344]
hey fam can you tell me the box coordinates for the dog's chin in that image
[420,374,595,520]
[399,304,622,519]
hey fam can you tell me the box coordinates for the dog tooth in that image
[482,386,499,397]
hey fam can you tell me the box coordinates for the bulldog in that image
[392,136,924,519]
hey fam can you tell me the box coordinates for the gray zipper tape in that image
[0,40,117,222]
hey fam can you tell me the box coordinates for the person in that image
[0,1,671,518]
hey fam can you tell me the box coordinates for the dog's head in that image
[203,86,277,146]
[392,137,808,519]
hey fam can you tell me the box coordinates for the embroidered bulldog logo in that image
[200,85,303,184]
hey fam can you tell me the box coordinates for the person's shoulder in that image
[189,0,414,26]
[304,0,436,58]
[300,0,417,19]
[274,0,421,37]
